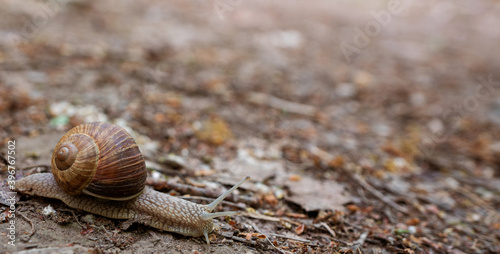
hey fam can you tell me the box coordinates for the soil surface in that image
[1,1,500,253]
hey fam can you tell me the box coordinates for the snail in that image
[15,122,249,244]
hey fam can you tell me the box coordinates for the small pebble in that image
[42,205,56,216]
[408,226,416,234]
[81,214,96,224]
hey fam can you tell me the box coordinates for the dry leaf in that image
[289,174,302,181]
[406,218,420,226]
[295,224,306,235]
[286,176,351,212]
[264,193,279,206]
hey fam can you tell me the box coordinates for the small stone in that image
[81,214,96,224]
[408,226,417,234]
[42,205,56,216]
[335,83,357,98]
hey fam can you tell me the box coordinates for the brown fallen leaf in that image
[346,204,360,213]
[295,224,306,235]
[285,176,351,212]
[256,234,267,240]
[264,193,279,206]
[289,174,302,181]
[80,226,94,236]
[245,233,252,240]
[406,218,420,226]
[286,213,308,219]
[328,155,345,168]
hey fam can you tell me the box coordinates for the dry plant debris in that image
[1,1,499,253]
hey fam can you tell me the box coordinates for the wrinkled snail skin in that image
[16,173,212,237]
[16,173,250,244]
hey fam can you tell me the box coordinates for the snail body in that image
[15,122,249,244]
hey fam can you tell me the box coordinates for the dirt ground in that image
[1,0,500,253]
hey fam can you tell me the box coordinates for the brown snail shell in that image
[52,122,147,201]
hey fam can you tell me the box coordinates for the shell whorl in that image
[52,122,147,200]
[54,142,78,170]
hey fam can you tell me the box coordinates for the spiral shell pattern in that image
[52,122,147,200]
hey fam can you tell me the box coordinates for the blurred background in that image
[1,0,499,253]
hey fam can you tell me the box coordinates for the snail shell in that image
[52,122,147,201]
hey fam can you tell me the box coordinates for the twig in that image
[246,219,291,254]
[245,219,264,235]
[332,238,351,246]
[242,212,303,230]
[58,208,84,228]
[159,154,195,172]
[352,231,368,246]
[371,179,425,214]
[18,211,35,240]
[305,147,409,214]
[269,233,311,243]
[319,222,336,238]
[456,177,500,193]
[96,225,114,242]
[453,186,499,216]
[349,172,409,214]
[281,218,302,226]
[305,146,409,214]
[247,92,318,117]
[241,212,280,222]
[383,208,396,224]
[231,235,256,245]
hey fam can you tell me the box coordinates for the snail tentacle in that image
[205,176,250,212]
